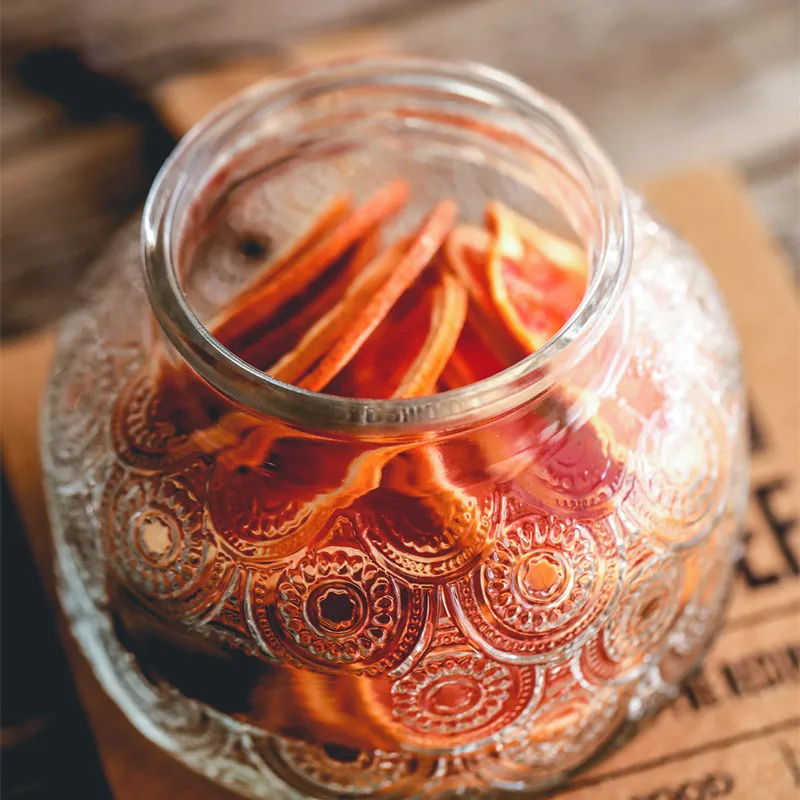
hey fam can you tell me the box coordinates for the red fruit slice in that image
[439,316,510,390]
[486,200,587,276]
[210,179,410,349]
[300,199,458,392]
[236,230,382,371]
[329,269,468,400]
[268,238,408,386]
[486,201,588,354]
[209,428,391,559]
[445,224,526,369]
[393,271,468,399]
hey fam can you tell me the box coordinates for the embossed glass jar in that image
[42,58,748,798]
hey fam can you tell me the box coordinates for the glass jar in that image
[42,58,748,798]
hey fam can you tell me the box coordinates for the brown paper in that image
[1,166,798,799]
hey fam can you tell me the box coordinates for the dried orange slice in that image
[241,193,351,291]
[328,268,467,400]
[210,179,410,348]
[393,271,467,398]
[300,199,458,392]
[440,316,511,390]
[486,201,587,353]
[208,193,352,344]
[445,223,530,370]
[237,230,382,371]
[444,224,494,314]
[268,238,408,386]
[486,200,587,275]
[325,268,432,399]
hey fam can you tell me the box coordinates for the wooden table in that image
[1,1,798,333]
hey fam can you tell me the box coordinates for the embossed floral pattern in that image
[42,187,747,800]
[621,394,728,549]
[357,486,498,583]
[358,621,543,752]
[477,665,627,788]
[100,461,236,620]
[111,369,202,472]
[269,543,429,675]
[268,737,418,797]
[578,552,683,686]
[448,513,623,664]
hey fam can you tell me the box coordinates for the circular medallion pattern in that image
[665,522,736,677]
[111,369,201,472]
[101,462,234,620]
[449,514,623,664]
[47,318,135,480]
[579,553,683,685]
[621,396,727,548]
[207,435,359,560]
[387,646,541,753]
[39,184,751,800]
[267,542,429,675]
[270,737,416,797]
[477,666,626,788]
[516,419,631,518]
[357,486,498,584]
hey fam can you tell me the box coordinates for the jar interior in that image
[175,80,599,358]
[144,58,628,432]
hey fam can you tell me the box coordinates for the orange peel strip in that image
[444,224,527,367]
[392,271,468,399]
[444,224,494,314]
[245,193,352,289]
[210,179,410,347]
[300,199,459,393]
[488,250,553,354]
[269,238,408,386]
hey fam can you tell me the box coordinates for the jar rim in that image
[142,55,632,438]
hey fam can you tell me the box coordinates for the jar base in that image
[52,524,733,800]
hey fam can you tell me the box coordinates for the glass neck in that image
[142,56,631,440]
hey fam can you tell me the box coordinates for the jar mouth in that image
[142,56,631,438]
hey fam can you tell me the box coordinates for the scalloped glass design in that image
[42,195,747,798]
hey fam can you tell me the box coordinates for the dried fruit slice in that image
[300,199,458,392]
[440,316,510,390]
[444,225,494,315]
[358,445,498,585]
[209,427,403,560]
[241,193,352,292]
[268,238,408,386]
[486,200,587,276]
[210,179,410,349]
[392,272,467,399]
[207,193,352,347]
[443,223,533,385]
[486,201,588,353]
[329,268,467,400]
[237,230,382,371]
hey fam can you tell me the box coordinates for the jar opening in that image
[142,56,631,437]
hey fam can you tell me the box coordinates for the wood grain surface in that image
[1,1,797,334]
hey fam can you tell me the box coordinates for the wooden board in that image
[1,165,798,798]
[2,4,797,339]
